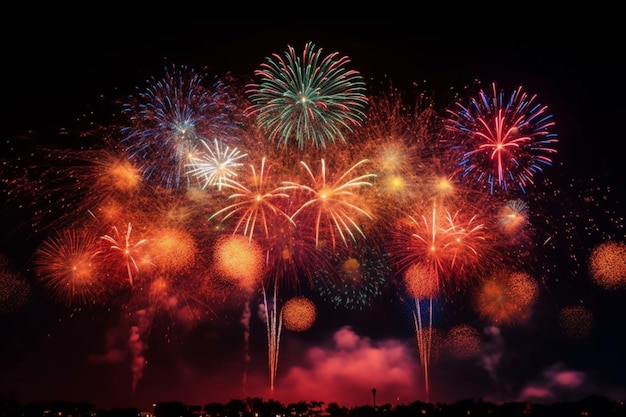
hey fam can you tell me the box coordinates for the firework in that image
[313,244,389,310]
[357,88,431,220]
[145,226,198,273]
[445,82,558,194]
[133,186,214,229]
[0,132,144,239]
[497,198,529,235]
[4,44,610,406]
[403,263,440,300]
[186,138,248,191]
[356,79,445,218]
[389,197,489,402]
[398,262,441,404]
[120,64,241,189]
[413,324,445,404]
[261,282,281,393]
[262,215,333,293]
[588,241,626,290]
[246,41,368,149]
[282,296,317,332]
[99,223,153,286]
[0,255,31,313]
[33,228,105,307]
[445,324,481,359]
[213,234,264,291]
[282,158,376,249]
[558,304,594,340]
[209,156,294,242]
[473,268,538,326]
[389,200,488,294]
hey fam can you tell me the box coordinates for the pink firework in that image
[445,82,558,194]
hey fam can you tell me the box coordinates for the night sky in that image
[2,12,625,412]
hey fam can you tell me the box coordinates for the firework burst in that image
[445,82,558,194]
[246,41,368,149]
[186,138,248,191]
[389,200,488,295]
[120,64,241,189]
[282,158,376,250]
[99,222,153,286]
[313,243,389,310]
[209,156,294,242]
[33,228,106,307]
[473,268,539,326]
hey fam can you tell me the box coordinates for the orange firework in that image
[389,195,488,404]
[391,200,488,295]
[413,324,445,404]
[139,187,212,228]
[146,227,198,273]
[33,228,105,306]
[341,257,360,275]
[558,304,594,340]
[414,326,445,363]
[282,296,317,332]
[282,158,376,250]
[95,151,143,194]
[0,255,31,313]
[213,234,264,291]
[473,268,538,326]
[403,262,440,406]
[209,156,294,242]
[445,324,481,359]
[355,86,430,219]
[91,199,128,225]
[507,271,539,309]
[497,199,529,235]
[262,214,333,293]
[588,241,626,290]
[403,263,440,300]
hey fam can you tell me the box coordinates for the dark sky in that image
[4,16,623,172]
[2,11,626,412]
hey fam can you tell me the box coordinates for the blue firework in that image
[120,64,241,190]
[445,82,558,194]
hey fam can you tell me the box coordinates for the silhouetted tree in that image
[223,399,248,417]
[257,399,285,417]
[348,404,375,417]
[309,401,324,417]
[204,402,225,417]
[244,397,264,416]
[286,401,309,417]
[325,402,348,417]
